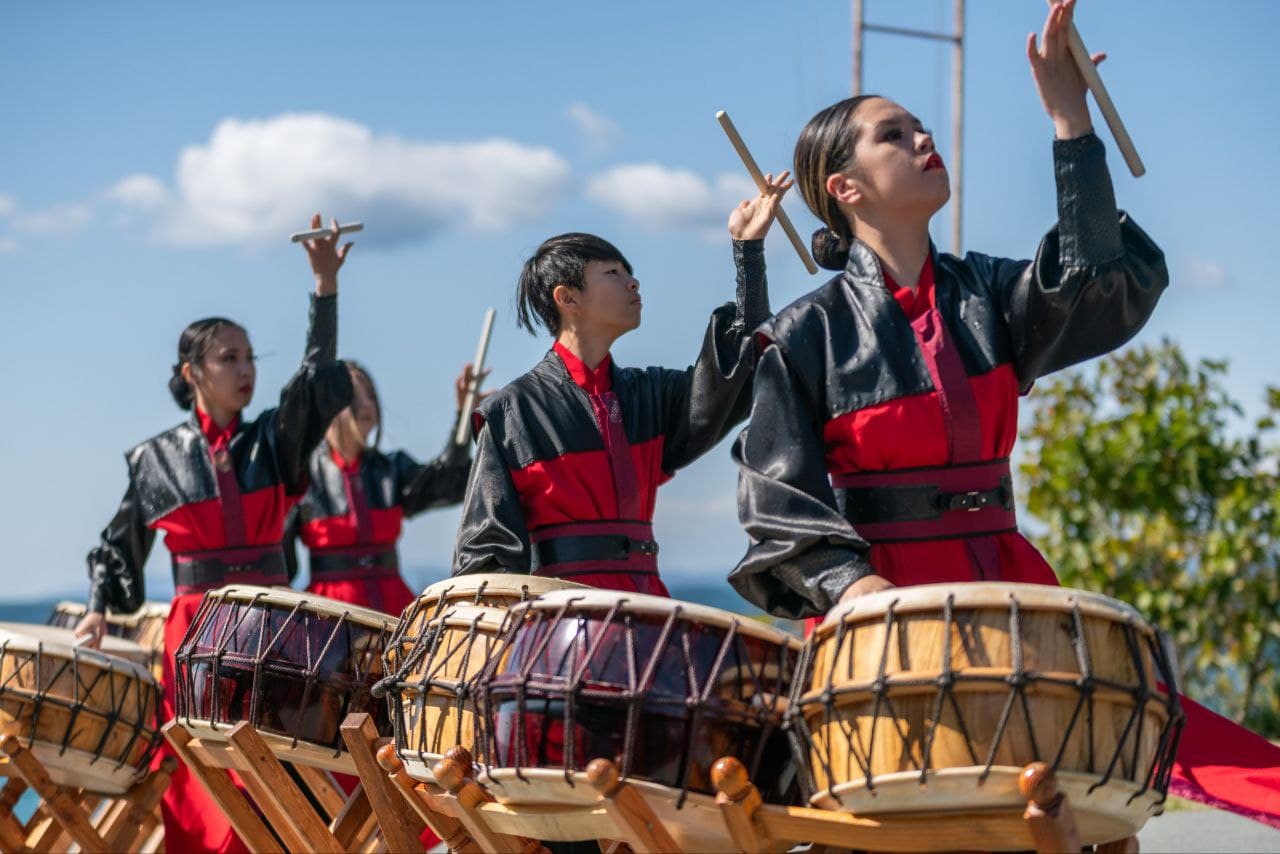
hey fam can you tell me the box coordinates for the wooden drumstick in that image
[1047,0,1145,177]
[453,308,496,447]
[289,222,364,243]
[716,110,819,275]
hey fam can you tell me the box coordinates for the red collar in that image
[195,408,239,449]
[553,341,613,394]
[329,444,363,474]
[882,254,936,319]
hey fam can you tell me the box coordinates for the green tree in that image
[1019,340,1280,735]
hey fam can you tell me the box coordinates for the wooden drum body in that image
[796,582,1184,847]
[382,574,587,783]
[0,624,162,794]
[48,601,170,682]
[480,589,801,852]
[173,585,396,772]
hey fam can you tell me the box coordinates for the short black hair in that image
[516,232,632,336]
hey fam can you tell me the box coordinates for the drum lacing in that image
[0,639,161,772]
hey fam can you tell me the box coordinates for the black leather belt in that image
[172,547,288,592]
[534,535,659,567]
[310,546,399,577]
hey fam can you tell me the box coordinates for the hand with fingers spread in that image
[729,170,795,241]
[1028,0,1103,140]
[302,211,355,297]
[454,362,493,412]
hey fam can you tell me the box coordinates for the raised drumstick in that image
[453,308,496,447]
[289,222,364,243]
[1048,1,1144,177]
[716,111,819,275]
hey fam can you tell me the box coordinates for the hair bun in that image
[168,363,194,410]
[811,227,850,271]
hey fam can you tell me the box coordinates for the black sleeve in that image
[86,479,156,615]
[983,134,1169,392]
[274,294,354,493]
[728,343,874,619]
[451,412,530,575]
[393,424,473,518]
[282,503,302,585]
[660,239,770,474]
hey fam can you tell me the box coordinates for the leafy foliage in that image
[1020,340,1280,735]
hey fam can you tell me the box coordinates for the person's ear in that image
[552,284,577,312]
[181,361,195,387]
[826,171,863,207]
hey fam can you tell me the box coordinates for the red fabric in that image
[1170,697,1280,829]
[160,593,250,854]
[196,408,240,449]
[553,341,612,393]
[510,436,667,528]
[153,485,298,554]
[300,506,404,549]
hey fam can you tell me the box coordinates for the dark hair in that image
[516,232,632,336]
[168,317,247,410]
[344,360,382,449]
[793,94,881,270]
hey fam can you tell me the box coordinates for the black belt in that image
[534,535,659,567]
[840,478,1013,523]
[172,546,288,593]
[310,546,399,577]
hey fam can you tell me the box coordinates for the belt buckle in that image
[635,540,658,557]
[357,555,376,569]
[941,491,987,512]
[227,562,251,574]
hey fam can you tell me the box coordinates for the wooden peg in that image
[1020,762,1083,854]
[432,750,528,854]
[711,757,770,853]
[340,713,426,853]
[376,744,481,853]
[586,758,681,853]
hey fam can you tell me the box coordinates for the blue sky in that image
[2,1,1276,602]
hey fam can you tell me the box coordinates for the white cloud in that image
[0,237,17,254]
[13,203,91,235]
[0,193,15,218]
[148,113,571,247]
[1184,259,1230,292]
[585,163,755,231]
[106,174,169,211]
[566,102,619,150]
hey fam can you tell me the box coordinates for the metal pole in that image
[852,0,864,95]
[951,0,965,255]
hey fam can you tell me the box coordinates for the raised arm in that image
[660,173,790,474]
[275,213,355,492]
[728,341,874,619]
[451,411,530,575]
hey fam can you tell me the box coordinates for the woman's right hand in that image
[302,212,354,297]
[74,612,107,649]
[729,171,794,241]
[837,574,895,606]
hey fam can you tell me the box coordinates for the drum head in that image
[208,584,397,630]
[415,573,589,609]
[0,623,155,679]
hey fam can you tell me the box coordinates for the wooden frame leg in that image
[432,748,543,854]
[376,744,484,854]
[1020,762,1083,854]
[164,721,284,854]
[0,736,108,853]
[340,713,425,853]
[97,756,177,851]
[1096,837,1140,853]
[225,721,344,853]
[586,759,681,854]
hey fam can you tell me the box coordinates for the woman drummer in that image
[730,0,1168,618]
[74,213,354,854]
[283,359,480,616]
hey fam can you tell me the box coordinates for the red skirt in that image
[160,592,251,854]
[307,574,417,617]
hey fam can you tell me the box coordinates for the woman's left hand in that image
[1027,0,1102,140]
[454,363,493,412]
[729,170,794,241]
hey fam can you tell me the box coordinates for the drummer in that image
[74,213,354,854]
[729,0,1166,619]
[451,174,790,594]
[283,360,481,616]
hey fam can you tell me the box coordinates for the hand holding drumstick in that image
[728,171,794,242]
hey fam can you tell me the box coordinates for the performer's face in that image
[347,370,379,441]
[568,259,642,335]
[830,98,950,221]
[188,325,256,414]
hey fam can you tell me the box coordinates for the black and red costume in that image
[285,434,471,616]
[730,134,1280,829]
[452,240,769,594]
[86,295,351,853]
